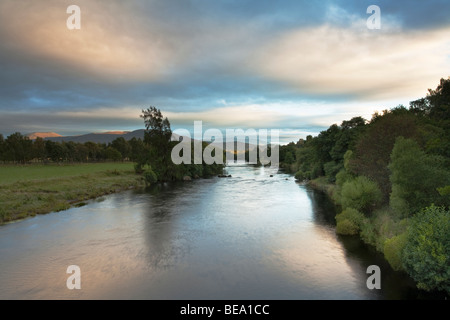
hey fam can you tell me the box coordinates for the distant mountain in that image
[45,129,145,144]
[26,132,62,140]
[41,129,259,154]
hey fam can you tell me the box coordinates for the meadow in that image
[0,162,144,224]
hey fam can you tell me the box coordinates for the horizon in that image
[1,1,449,141]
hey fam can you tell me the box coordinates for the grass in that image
[307,176,336,197]
[0,162,144,224]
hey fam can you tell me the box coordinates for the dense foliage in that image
[281,77,450,293]
[136,107,224,183]
[0,133,145,163]
[0,107,224,184]
[402,205,450,292]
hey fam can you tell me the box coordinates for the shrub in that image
[402,205,450,293]
[335,169,352,187]
[335,208,364,235]
[295,170,307,181]
[360,218,376,247]
[359,207,408,252]
[143,167,158,186]
[340,175,382,213]
[384,233,407,271]
[336,219,359,235]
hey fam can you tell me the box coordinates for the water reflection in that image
[0,165,431,299]
[304,186,426,299]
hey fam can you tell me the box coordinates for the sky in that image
[0,0,449,143]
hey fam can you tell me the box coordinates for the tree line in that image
[279,77,450,294]
[135,107,224,184]
[0,108,225,185]
[0,133,146,163]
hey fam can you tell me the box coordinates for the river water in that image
[0,164,421,299]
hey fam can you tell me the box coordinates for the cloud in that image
[0,1,449,139]
[0,0,180,82]
[252,23,450,101]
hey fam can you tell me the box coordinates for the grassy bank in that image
[0,163,144,224]
[306,177,336,197]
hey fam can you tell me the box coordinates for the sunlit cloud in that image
[0,1,449,138]
[0,0,178,81]
[253,24,450,100]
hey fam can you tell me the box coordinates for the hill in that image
[26,132,62,140]
[45,130,145,144]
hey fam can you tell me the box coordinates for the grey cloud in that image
[0,0,448,137]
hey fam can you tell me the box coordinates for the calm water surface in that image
[0,165,420,299]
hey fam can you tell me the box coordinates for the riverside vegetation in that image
[0,107,224,225]
[279,77,450,294]
[1,79,448,294]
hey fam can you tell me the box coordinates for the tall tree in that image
[32,137,47,162]
[427,77,450,122]
[140,107,173,180]
[84,142,101,161]
[5,132,33,163]
[128,137,146,162]
[389,137,450,217]
[0,134,4,161]
[111,137,131,161]
[349,110,419,201]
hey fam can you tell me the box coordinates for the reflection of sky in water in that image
[0,166,418,299]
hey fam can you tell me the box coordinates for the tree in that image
[84,142,101,161]
[0,134,5,162]
[74,144,88,162]
[410,77,450,157]
[128,137,146,162]
[402,205,450,293]
[335,207,365,235]
[340,175,382,213]
[4,132,33,163]
[427,77,450,122]
[140,107,173,180]
[105,147,122,162]
[111,137,131,161]
[32,137,47,162]
[45,140,66,162]
[388,137,450,217]
[349,110,419,201]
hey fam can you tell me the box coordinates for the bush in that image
[295,170,308,181]
[402,205,450,293]
[384,233,407,271]
[359,207,408,252]
[335,168,352,187]
[336,219,359,235]
[333,168,353,204]
[360,217,376,247]
[335,208,364,235]
[340,175,382,213]
[143,168,158,186]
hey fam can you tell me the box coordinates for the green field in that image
[0,163,144,224]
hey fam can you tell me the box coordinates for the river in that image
[0,164,421,299]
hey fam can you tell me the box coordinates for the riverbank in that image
[304,176,450,298]
[0,163,145,225]
[305,176,336,198]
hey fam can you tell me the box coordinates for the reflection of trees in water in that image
[304,184,428,299]
[303,184,337,226]
[337,234,433,300]
[139,181,193,271]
